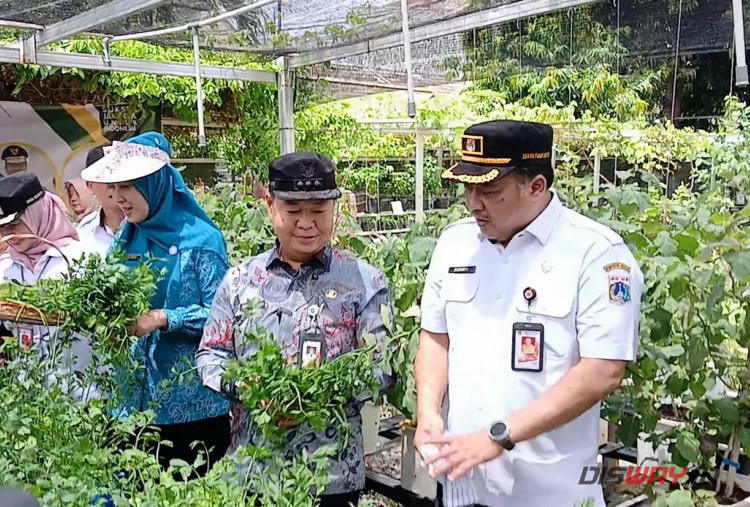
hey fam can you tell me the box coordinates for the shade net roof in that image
[1,0,747,103]
[2,0,481,53]
[299,0,746,100]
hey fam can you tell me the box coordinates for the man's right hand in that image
[414,412,444,454]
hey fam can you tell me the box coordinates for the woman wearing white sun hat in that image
[82,132,231,477]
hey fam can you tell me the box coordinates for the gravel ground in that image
[359,491,401,506]
[360,405,411,505]
[365,444,402,480]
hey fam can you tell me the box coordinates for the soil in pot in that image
[716,489,750,505]
[657,404,690,423]
[685,468,750,505]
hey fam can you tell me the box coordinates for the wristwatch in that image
[488,421,515,451]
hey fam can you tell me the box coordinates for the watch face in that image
[491,422,507,438]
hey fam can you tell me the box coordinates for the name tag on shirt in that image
[448,266,476,274]
[511,322,544,372]
[126,254,142,262]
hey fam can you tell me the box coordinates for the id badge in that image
[19,326,34,349]
[511,322,544,372]
[300,332,325,368]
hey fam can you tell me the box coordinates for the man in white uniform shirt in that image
[76,145,124,257]
[416,120,643,507]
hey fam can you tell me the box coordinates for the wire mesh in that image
[2,0,106,26]
[1,0,748,117]
[295,0,747,124]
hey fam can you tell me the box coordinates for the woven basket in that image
[0,300,61,326]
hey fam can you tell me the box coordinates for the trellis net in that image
[298,0,749,126]
[3,0,748,120]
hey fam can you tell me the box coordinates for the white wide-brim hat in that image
[81,141,171,184]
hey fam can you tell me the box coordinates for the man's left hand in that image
[423,429,505,482]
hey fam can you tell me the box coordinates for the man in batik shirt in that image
[197,151,393,507]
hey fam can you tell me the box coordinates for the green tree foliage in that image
[0,37,281,175]
[446,6,670,120]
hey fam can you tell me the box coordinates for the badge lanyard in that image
[512,286,544,372]
[300,297,326,368]
[522,287,537,321]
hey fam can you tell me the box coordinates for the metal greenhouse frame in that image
[0,0,747,212]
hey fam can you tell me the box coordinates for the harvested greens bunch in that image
[224,325,381,448]
[0,250,159,356]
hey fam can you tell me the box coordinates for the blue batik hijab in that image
[117,132,227,308]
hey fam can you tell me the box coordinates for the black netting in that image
[297,0,747,111]
[3,0,107,25]
[1,0,748,111]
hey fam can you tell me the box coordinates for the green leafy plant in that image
[0,250,158,357]
[223,303,381,447]
[199,186,276,264]
[238,446,333,507]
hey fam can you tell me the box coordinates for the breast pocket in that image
[442,273,480,334]
[514,284,576,360]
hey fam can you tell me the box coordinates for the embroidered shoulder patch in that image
[604,262,631,273]
[605,262,631,304]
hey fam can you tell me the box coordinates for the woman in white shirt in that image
[0,174,83,283]
[63,177,97,223]
[0,173,92,398]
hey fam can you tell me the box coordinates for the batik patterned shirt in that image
[197,243,393,494]
[119,248,231,425]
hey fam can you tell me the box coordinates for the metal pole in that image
[277,56,295,155]
[400,0,417,118]
[732,0,749,86]
[670,0,684,121]
[0,20,44,30]
[551,142,557,169]
[112,0,277,41]
[192,27,206,147]
[416,132,425,223]
[103,37,111,67]
[593,152,601,194]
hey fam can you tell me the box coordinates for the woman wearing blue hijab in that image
[81,132,230,475]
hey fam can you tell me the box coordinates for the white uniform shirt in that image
[0,241,98,400]
[75,209,119,258]
[420,192,643,507]
[0,241,84,284]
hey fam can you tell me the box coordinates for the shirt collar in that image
[266,240,332,272]
[35,245,66,262]
[478,190,563,247]
[523,190,563,246]
[78,209,100,228]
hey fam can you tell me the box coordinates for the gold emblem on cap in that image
[462,135,484,156]
[441,167,500,184]
[460,155,512,165]
[326,289,338,299]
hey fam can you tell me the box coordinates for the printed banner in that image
[0,101,160,197]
